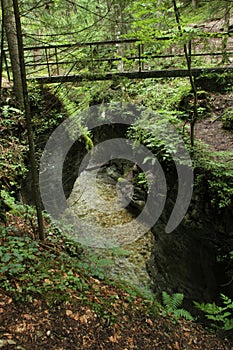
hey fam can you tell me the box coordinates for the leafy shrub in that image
[0,230,40,275]
[127,110,185,167]
[125,79,191,112]
[28,83,65,138]
[222,107,233,130]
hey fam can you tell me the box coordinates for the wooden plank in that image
[30,67,233,84]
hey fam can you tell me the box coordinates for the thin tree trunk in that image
[192,0,198,9]
[1,0,23,107]
[0,2,4,92]
[172,0,198,148]
[222,0,230,64]
[12,0,44,240]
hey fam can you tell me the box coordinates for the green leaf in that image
[1,253,12,263]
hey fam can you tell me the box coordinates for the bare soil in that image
[195,93,233,152]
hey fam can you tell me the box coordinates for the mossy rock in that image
[222,107,233,130]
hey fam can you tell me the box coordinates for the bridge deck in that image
[31,67,233,84]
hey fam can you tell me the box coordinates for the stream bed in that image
[67,161,154,290]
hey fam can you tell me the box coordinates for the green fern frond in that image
[161,292,194,321]
[173,308,194,321]
[194,294,233,331]
[224,318,233,331]
[162,291,183,311]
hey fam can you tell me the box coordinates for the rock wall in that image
[146,165,233,309]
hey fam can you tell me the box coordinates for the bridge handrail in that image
[2,32,232,52]
[2,32,233,81]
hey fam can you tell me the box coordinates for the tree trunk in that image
[0,2,4,92]
[1,0,23,107]
[12,0,44,240]
[192,0,198,9]
[172,0,198,148]
[222,0,230,64]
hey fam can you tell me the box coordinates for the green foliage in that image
[0,226,88,303]
[134,172,149,193]
[222,107,233,130]
[0,231,40,275]
[125,79,191,112]
[61,81,117,111]
[0,102,27,191]
[28,83,65,137]
[178,90,211,121]
[127,108,187,167]
[0,191,40,232]
[129,0,176,42]
[194,294,233,331]
[21,0,132,47]
[0,138,27,185]
[193,146,233,208]
[77,251,114,281]
[182,0,228,25]
[162,291,194,321]
[1,190,25,215]
[207,171,233,208]
[53,84,79,117]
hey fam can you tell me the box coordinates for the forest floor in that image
[0,287,232,350]
[0,214,232,350]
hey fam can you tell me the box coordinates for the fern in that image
[162,292,194,321]
[162,291,183,311]
[194,294,233,331]
[173,308,194,321]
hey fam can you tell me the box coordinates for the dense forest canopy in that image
[2,0,232,96]
[11,0,233,46]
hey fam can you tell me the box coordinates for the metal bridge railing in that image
[3,34,233,82]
